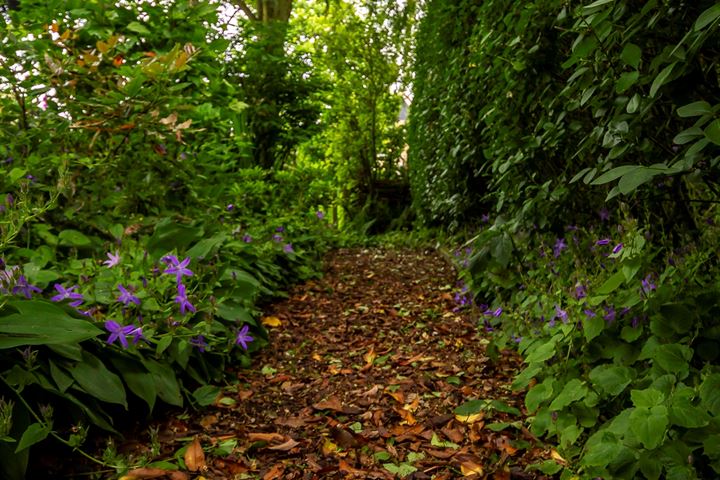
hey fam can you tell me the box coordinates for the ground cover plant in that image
[1,0,720,479]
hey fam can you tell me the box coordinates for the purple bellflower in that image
[103,251,120,268]
[12,275,41,299]
[117,284,140,306]
[163,256,193,283]
[553,238,567,258]
[174,283,196,315]
[105,320,143,348]
[190,335,208,352]
[50,284,84,307]
[283,243,294,253]
[612,243,624,254]
[236,324,254,350]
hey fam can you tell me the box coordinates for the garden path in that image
[128,248,554,479]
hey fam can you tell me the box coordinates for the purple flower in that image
[235,324,254,350]
[599,208,610,222]
[612,243,623,254]
[641,274,656,295]
[596,238,611,246]
[163,256,193,283]
[481,213,490,223]
[103,251,120,268]
[243,234,252,243]
[316,210,325,219]
[105,320,139,348]
[117,284,140,306]
[275,226,285,233]
[226,204,234,211]
[511,335,523,343]
[50,284,84,307]
[272,234,283,242]
[190,335,208,352]
[174,283,196,315]
[554,305,568,323]
[553,238,567,258]
[12,275,41,299]
[604,306,616,324]
[583,309,596,318]
[574,284,587,299]
[283,243,294,253]
[483,307,502,317]
[6,193,14,206]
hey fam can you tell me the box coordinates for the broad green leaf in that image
[58,229,92,247]
[582,0,614,12]
[110,357,157,411]
[589,365,633,396]
[526,379,554,412]
[0,300,101,349]
[629,405,668,450]
[591,165,640,185]
[649,62,677,98]
[694,3,720,31]
[186,233,227,260]
[489,400,521,416]
[525,340,556,364]
[673,127,704,145]
[216,302,256,326]
[582,433,624,466]
[146,218,204,259]
[127,21,151,35]
[454,399,486,417]
[156,335,173,355]
[700,374,720,416]
[143,358,183,407]
[596,271,625,295]
[584,315,605,342]
[705,119,720,145]
[549,379,587,411]
[669,398,710,428]
[193,385,221,407]
[70,351,127,408]
[631,388,665,408]
[626,93,641,113]
[677,101,712,117]
[620,43,641,68]
[618,167,657,195]
[615,71,639,93]
[49,359,74,393]
[652,344,692,377]
[15,423,50,453]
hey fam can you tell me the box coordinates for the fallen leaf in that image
[322,438,339,456]
[121,468,188,480]
[386,390,405,403]
[184,437,206,472]
[274,416,309,428]
[456,454,484,476]
[364,346,377,365]
[199,414,218,429]
[313,396,363,414]
[330,427,362,449]
[551,449,566,463]
[338,459,365,475]
[455,412,484,424]
[394,407,416,425]
[262,316,282,327]
[268,438,299,451]
[262,464,284,480]
[247,432,285,443]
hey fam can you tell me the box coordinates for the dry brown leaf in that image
[121,468,187,480]
[441,426,464,444]
[393,407,416,425]
[338,459,366,475]
[247,432,285,443]
[274,416,309,428]
[262,464,285,480]
[386,390,405,403]
[426,448,457,459]
[456,454,484,476]
[184,437,206,472]
[267,438,299,451]
[313,396,362,414]
[199,414,218,429]
[496,436,518,456]
[322,438,339,456]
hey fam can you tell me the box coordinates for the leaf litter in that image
[51,248,559,479]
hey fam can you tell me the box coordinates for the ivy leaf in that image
[652,344,693,378]
[589,365,633,396]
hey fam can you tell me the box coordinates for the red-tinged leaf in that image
[262,464,285,480]
[247,432,285,443]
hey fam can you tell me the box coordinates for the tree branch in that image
[235,0,257,21]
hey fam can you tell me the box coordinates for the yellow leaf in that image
[551,449,566,463]
[262,316,282,327]
[312,352,322,361]
[460,463,484,476]
[96,40,109,54]
[322,438,339,456]
[455,412,484,424]
[184,437,206,472]
[363,346,376,365]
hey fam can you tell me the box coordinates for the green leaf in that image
[627,93,641,113]
[49,359,74,393]
[430,433,459,449]
[58,230,92,247]
[596,271,625,295]
[591,165,640,185]
[652,344,692,377]
[0,300,102,349]
[649,62,677,98]
[582,0,614,12]
[156,335,173,355]
[673,127,704,145]
[618,167,657,195]
[704,119,720,145]
[526,379,554,412]
[700,374,720,416]
[677,101,712,117]
[143,358,183,407]
[127,21,151,35]
[383,463,417,478]
[187,234,227,260]
[631,388,665,408]
[15,423,50,453]
[582,433,624,466]
[694,3,720,31]
[629,405,668,450]
[589,365,633,396]
[535,460,563,475]
[454,399,487,417]
[570,167,592,184]
[193,385,221,407]
[615,71,639,93]
[109,357,157,411]
[584,315,605,342]
[146,218,204,259]
[549,379,587,411]
[216,302,256,326]
[669,398,710,428]
[70,351,127,408]
[525,340,556,364]
[620,43,641,68]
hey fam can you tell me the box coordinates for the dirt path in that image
[158,248,549,480]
